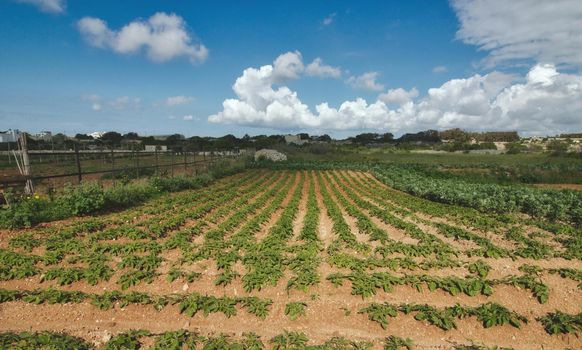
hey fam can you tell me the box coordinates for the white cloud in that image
[322,13,336,26]
[433,65,448,73]
[452,0,582,67]
[273,51,304,81]
[378,88,419,105]
[183,115,193,121]
[81,94,102,111]
[305,58,341,78]
[166,95,195,106]
[346,72,385,91]
[110,96,141,110]
[78,12,208,64]
[209,53,582,135]
[16,0,65,13]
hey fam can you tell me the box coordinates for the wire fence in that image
[0,148,245,192]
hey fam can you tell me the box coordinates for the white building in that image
[284,134,308,145]
[89,131,105,139]
[31,131,52,141]
[0,129,19,143]
[145,145,167,152]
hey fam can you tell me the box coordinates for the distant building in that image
[145,145,167,152]
[89,131,105,139]
[0,129,19,143]
[30,131,52,141]
[284,134,308,145]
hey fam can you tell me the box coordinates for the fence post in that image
[19,133,34,194]
[171,151,175,177]
[183,150,187,172]
[110,149,115,171]
[135,149,140,178]
[74,144,82,183]
[155,148,159,175]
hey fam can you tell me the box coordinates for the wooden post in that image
[135,149,140,178]
[183,150,187,172]
[110,148,115,171]
[155,147,159,174]
[19,133,34,194]
[74,143,82,183]
[171,151,175,176]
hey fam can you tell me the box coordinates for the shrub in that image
[56,182,105,216]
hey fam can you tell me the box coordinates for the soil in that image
[1,169,581,350]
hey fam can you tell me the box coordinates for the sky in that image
[1,0,581,138]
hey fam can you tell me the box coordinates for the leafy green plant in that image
[104,330,149,350]
[384,335,413,350]
[151,330,199,350]
[538,311,582,335]
[359,303,398,329]
[0,331,91,350]
[468,260,491,278]
[284,301,307,321]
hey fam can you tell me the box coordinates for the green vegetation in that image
[0,160,245,228]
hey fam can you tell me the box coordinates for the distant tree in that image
[75,133,93,140]
[123,132,139,139]
[297,133,310,140]
[52,133,68,145]
[380,132,394,142]
[354,133,380,145]
[101,131,123,146]
[165,134,185,144]
[439,128,469,142]
[315,134,332,142]
[398,130,440,143]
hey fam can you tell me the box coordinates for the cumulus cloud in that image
[16,0,65,13]
[433,65,448,73]
[272,51,304,81]
[322,13,336,26]
[77,12,208,64]
[166,95,195,106]
[346,72,385,92]
[305,58,342,78]
[209,53,582,135]
[378,88,419,105]
[452,0,582,67]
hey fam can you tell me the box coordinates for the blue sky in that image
[1,0,581,137]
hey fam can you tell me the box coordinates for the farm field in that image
[1,168,581,349]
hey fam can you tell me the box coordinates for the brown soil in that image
[533,183,582,191]
[1,169,581,350]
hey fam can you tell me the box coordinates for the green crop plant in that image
[384,335,413,350]
[284,301,307,320]
[468,260,491,278]
[104,330,150,350]
[538,311,582,335]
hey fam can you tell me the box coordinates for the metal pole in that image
[74,143,82,183]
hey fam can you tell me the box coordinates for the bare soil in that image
[1,169,581,349]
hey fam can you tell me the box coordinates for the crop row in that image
[0,288,272,319]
